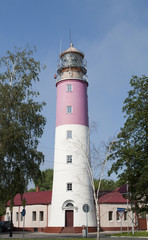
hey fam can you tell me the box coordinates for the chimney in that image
[36,186,40,192]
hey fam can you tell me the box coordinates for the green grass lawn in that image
[0,237,95,240]
[112,231,148,237]
[1,232,148,240]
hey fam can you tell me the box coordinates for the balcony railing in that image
[55,74,88,84]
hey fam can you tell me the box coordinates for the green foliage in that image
[94,179,117,191]
[34,168,53,191]
[112,231,148,237]
[0,200,6,216]
[108,75,148,212]
[0,46,46,205]
[27,188,36,192]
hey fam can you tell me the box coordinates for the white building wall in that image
[5,204,49,229]
[49,124,96,227]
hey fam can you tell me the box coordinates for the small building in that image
[6,190,52,232]
[99,190,134,231]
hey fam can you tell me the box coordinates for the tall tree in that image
[88,142,114,240]
[108,75,148,212]
[0,46,46,204]
[34,168,53,191]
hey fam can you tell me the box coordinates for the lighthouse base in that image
[43,226,97,233]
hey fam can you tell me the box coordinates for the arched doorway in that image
[65,203,74,227]
[62,201,75,227]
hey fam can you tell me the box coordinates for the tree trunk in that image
[96,202,100,240]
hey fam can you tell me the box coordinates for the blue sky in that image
[1,0,148,186]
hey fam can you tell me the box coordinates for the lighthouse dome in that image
[57,43,87,75]
[60,43,84,58]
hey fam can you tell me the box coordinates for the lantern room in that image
[57,43,87,76]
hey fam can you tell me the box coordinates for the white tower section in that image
[48,44,96,232]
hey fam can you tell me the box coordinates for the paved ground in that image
[0,231,148,239]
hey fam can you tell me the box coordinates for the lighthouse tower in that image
[48,44,96,232]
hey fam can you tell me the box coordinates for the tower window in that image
[66,203,74,207]
[67,130,72,139]
[66,106,72,114]
[67,84,72,92]
[67,155,72,163]
[67,183,72,191]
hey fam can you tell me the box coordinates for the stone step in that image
[61,227,75,233]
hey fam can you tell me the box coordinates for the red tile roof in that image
[7,185,129,207]
[98,191,127,204]
[7,191,52,206]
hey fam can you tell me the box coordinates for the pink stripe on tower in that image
[56,79,88,127]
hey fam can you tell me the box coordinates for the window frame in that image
[32,211,36,221]
[66,155,72,164]
[39,211,44,221]
[124,211,127,221]
[116,211,121,222]
[67,130,72,139]
[16,212,19,222]
[108,211,113,222]
[66,84,72,92]
[66,105,72,114]
[67,183,72,191]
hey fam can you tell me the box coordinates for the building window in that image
[67,155,72,163]
[39,211,44,221]
[67,130,72,139]
[32,211,36,221]
[67,183,72,191]
[116,211,120,221]
[66,203,74,207]
[66,106,72,114]
[16,212,18,222]
[124,211,127,221]
[20,212,23,222]
[108,211,113,221]
[67,84,72,92]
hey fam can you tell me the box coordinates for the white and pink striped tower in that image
[48,44,96,232]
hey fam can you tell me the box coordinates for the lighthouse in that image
[48,44,96,232]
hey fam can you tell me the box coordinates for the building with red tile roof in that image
[5,190,52,232]
[5,186,139,232]
[7,191,52,206]
[99,191,127,204]
[98,186,135,231]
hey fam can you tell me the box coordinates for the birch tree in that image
[75,134,114,240]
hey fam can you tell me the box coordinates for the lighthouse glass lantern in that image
[48,43,96,232]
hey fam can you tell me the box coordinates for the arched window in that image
[66,203,74,207]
